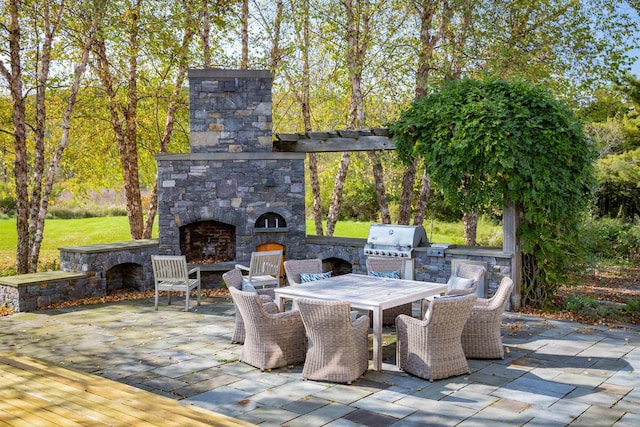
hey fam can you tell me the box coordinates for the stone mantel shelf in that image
[273,128,396,153]
[156,152,306,160]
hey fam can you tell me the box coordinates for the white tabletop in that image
[275,273,446,371]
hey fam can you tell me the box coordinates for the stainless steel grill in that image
[364,224,429,258]
[363,224,430,280]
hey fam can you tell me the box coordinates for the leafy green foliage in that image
[577,216,640,264]
[390,77,598,307]
[594,148,640,219]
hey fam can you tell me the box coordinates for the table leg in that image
[277,295,285,312]
[372,308,382,371]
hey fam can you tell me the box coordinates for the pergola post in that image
[503,199,522,308]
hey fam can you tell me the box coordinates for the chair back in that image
[424,293,478,336]
[284,259,323,286]
[248,250,283,281]
[297,298,353,333]
[365,257,406,279]
[449,260,487,297]
[487,276,514,311]
[151,255,189,284]
[228,286,267,325]
[222,268,243,290]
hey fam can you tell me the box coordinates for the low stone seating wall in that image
[0,271,95,312]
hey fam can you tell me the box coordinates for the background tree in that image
[0,0,102,273]
[390,78,597,307]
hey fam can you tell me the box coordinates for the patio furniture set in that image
[151,251,514,385]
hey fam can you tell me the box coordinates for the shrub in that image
[578,216,640,263]
[0,196,16,215]
[391,77,597,308]
[48,204,128,219]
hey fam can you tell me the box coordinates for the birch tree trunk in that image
[92,0,144,240]
[398,160,416,224]
[2,0,29,273]
[370,152,390,223]
[298,0,324,236]
[31,8,100,268]
[413,170,431,225]
[143,3,195,239]
[1,1,98,272]
[327,0,370,236]
[240,0,249,68]
[401,0,443,227]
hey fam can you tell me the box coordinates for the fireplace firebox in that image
[180,221,236,264]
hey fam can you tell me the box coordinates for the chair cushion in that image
[299,271,332,283]
[447,275,475,290]
[369,270,401,279]
[241,279,257,293]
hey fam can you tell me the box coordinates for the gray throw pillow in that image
[446,276,475,290]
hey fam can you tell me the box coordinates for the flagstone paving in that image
[0,296,638,426]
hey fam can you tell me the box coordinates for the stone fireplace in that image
[156,69,308,267]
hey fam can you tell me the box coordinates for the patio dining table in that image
[274,273,447,371]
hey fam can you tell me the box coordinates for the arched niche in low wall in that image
[106,262,145,293]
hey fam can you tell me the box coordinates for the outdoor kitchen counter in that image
[274,273,447,371]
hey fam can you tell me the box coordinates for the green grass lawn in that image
[0,216,502,274]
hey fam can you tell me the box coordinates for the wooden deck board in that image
[0,389,88,427]
[0,354,255,427]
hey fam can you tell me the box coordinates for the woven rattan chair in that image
[283,258,323,286]
[228,286,306,370]
[461,277,514,359]
[223,268,278,344]
[366,257,412,324]
[446,262,487,296]
[296,298,370,384]
[151,255,201,312]
[396,293,477,381]
[420,261,487,318]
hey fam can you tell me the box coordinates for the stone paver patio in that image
[1,295,639,426]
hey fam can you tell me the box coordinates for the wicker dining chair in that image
[283,258,324,286]
[222,268,278,344]
[228,286,306,370]
[461,276,514,359]
[420,261,487,318]
[296,298,370,384]
[396,293,477,381]
[446,262,487,296]
[366,257,413,324]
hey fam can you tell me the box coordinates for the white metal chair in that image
[151,255,201,312]
[235,250,283,289]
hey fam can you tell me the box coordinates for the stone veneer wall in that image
[189,69,273,153]
[156,152,308,262]
[157,69,308,263]
[0,271,92,312]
